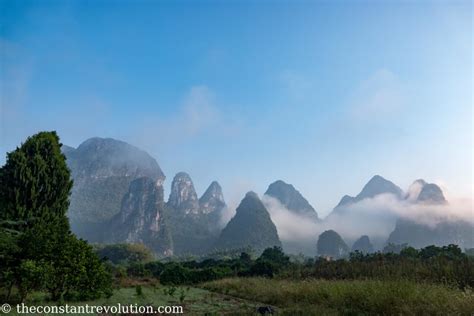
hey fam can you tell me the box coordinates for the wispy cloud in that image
[131,85,241,150]
[348,68,405,121]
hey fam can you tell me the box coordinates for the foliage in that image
[466,248,474,257]
[135,285,143,297]
[246,246,291,278]
[96,243,154,265]
[111,244,474,290]
[202,277,474,315]
[0,132,112,303]
[144,261,166,278]
[159,264,190,285]
[16,260,44,302]
[298,244,474,289]
[126,263,149,278]
[259,246,290,267]
[0,131,72,226]
[0,220,22,299]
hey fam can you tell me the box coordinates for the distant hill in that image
[264,180,319,220]
[61,141,472,256]
[352,235,374,254]
[63,137,165,240]
[387,180,473,249]
[316,230,349,259]
[333,175,403,211]
[166,172,226,255]
[109,177,173,256]
[215,192,281,253]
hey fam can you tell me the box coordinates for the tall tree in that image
[0,131,72,227]
[0,131,111,302]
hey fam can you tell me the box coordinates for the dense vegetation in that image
[202,278,473,315]
[0,132,112,302]
[97,241,473,290]
[293,244,474,289]
[94,242,474,314]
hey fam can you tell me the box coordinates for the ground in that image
[5,278,474,315]
[6,285,264,315]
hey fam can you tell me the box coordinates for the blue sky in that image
[1,0,472,216]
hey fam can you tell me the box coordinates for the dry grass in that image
[202,277,474,315]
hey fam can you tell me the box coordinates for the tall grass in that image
[202,277,474,315]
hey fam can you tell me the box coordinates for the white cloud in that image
[348,68,405,121]
[131,85,242,150]
[259,192,473,249]
[262,195,319,242]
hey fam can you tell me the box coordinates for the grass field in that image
[202,278,474,315]
[5,285,261,315]
[4,278,473,315]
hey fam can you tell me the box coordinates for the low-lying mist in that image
[263,194,473,248]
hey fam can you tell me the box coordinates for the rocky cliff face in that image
[63,137,165,241]
[264,180,319,220]
[199,181,226,215]
[109,177,172,256]
[168,172,199,214]
[166,173,226,255]
[215,191,281,253]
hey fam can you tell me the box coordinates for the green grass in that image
[5,278,473,315]
[202,278,474,315]
[5,285,261,315]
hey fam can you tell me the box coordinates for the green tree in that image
[0,220,22,300]
[43,234,112,301]
[0,131,72,228]
[259,246,290,267]
[0,131,112,302]
[96,243,154,265]
[16,260,44,302]
[160,264,190,285]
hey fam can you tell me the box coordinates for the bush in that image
[144,261,165,278]
[96,244,154,265]
[126,263,149,278]
[249,260,276,278]
[160,264,190,285]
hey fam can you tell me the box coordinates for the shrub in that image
[96,244,154,265]
[126,263,149,278]
[160,264,190,285]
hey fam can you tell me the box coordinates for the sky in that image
[1,0,472,217]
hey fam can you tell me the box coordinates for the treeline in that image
[97,242,473,289]
[97,244,290,285]
[0,132,112,303]
[294,244,474,289]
